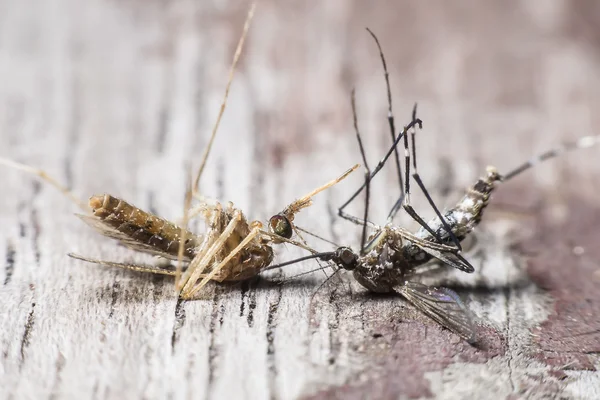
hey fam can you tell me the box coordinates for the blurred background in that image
[1,1,599,399]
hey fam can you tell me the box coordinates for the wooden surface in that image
[1,1,599,399]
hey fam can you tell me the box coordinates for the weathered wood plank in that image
[1,0,599,399]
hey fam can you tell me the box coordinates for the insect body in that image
[1,155,358,300]
[0,4,360,299]
[267,30,600,343]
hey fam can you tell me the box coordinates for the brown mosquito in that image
[263,29,600,343]
[0,4,359,300]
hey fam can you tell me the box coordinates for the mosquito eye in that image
[268,214,293,239]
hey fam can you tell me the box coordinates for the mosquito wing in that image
[76,214,197,262]
[397,281,477,344]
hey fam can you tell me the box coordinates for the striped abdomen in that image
[89,194,202,260]
[415,166,502,244]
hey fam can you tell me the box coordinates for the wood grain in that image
[1,0,599,399]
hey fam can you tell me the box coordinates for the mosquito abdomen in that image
[89,194,201,259]
[417,167,501,243]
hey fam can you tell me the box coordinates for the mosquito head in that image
[331,246,359,270]
[268,213,293,239]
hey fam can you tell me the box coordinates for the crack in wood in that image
[49,352,66,400]
[266,285,282,400]
[108,281,121,319]
[171,298,186,350]
[30,182,41,264]
[4,241,15,285]
[19,302,36,367]
[206,286,222,397]
[504,287,516,393]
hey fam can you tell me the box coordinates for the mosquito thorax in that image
[268,213,293,239]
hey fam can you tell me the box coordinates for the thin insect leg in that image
[288,226,330,276]
[175,174,194,290]
[388,105,463,251]
[178,203,224,291]
[68,253,181,276]
[501,135,600,181]
[180,210,243,298]
[337,119,422,227]
[406,175,462,251]
[186,225,261,299]
[191,4,256,196]
[273,264,333,283]
[348,90,372,254]
[294,225,340,248]
[260,230,318,254]
[0,157,87,212]
[366,28,404,201]
[386,103,418,222]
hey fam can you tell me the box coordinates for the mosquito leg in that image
[68,253,181,276]
[191,4,255,196]
[186,225,261,299]
[366,28,404,206]
[386,104,418,221]
[347,90,372,253]
[260,230,318,254]
[180,211,243,299]
[337,119,422,227]
[178,203,224,292]
[0,158,88,212]
[397,109,463,251]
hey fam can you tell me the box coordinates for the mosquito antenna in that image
[365,28,404,201]
[262,251,336,272]
[192,3,256,193]
[501,135,600,181]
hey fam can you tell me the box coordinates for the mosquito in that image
[0,4,359,300]
[263,29,600,343]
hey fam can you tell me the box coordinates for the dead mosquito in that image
[0,4,359,300]
[263,29,600,343]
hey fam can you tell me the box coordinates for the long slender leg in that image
[386,103,418,221]
[349,90,372,253]
[180,210,242,297]
[175,178,194,289]
[366,28,404,201]
[395,107,462,251]
[185,226,261,299]
[68,253,181,275]
[177,203,224,291]
[0,158,88,212]
[337,118,421,227]
[191,4,255,195]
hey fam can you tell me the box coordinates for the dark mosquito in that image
[265,29,600,343]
